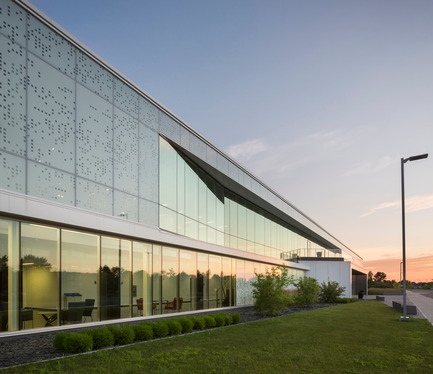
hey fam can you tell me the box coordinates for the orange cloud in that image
[364,255,433,283]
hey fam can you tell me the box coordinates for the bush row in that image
[53,312,241,353]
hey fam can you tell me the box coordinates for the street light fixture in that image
[400,153,428,321]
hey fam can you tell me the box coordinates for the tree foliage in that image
[373,272,387,282]
[319,281,346,303]
[293,276,320,306]
[251,266,293,316]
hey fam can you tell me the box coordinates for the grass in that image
[4,301,433,373]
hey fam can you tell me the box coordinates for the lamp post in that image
[400,153,428,321]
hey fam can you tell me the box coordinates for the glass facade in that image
[159,137,339,261]
[0,217,295,333]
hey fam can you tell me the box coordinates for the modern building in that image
[0,0,367,335]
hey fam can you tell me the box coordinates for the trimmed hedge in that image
[177,317,194,333]
[133,323,154,341]
[231,313,241,324]
[53,312,240,353]
[109,325,135,345]
[204,315,216,329]
[152,321,169,338]
[63,332,93,353]
[214,313,226,327]
[87,326,114,349]
[166,319,182,335]
[191,316,206,330]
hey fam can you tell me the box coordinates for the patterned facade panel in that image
[76,84,113,186]
[159,111,180,144]
[138,96,158,131]
[114,190,138,221]
[179,126,190,150]
[139,124,158,203]
[139,198,158,227]
[76,177,113,216]
[113,108,138,195]
[113,77,138,118]
[27,161,75,206]
[0,34,26,156]
[27,14,75,78]
[27,54,75,173]
[0,0,26,45]
[189,133,206,160]
[76,50,113,102]
[0,151,25,193]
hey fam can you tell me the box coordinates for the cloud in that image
[361,194,433,218]
[226,138,268,162]
[346,155,394,176]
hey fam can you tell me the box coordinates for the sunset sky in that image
[29,0,433,282]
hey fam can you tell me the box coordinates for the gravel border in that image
[0,303,338,369]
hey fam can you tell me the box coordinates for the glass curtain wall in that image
[132,242,152,316]
[197,253,209,310]
[179,250,197,312]
[159,137,331,261]
[162,247,179,314]
[0,219,19,332]
[0,217,308,334]
[100,237,131,321]
[21,224,60,329]
[61,230,99,324]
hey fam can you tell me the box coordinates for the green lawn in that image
[4,301,433,374]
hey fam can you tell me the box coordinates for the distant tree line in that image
[368,271,433,289]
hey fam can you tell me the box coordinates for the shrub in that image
[63,332,93,353]
[191,316,205,330]
[87,327,114,349]
[152,321,169,338]
[204,315,216,329]
[133,323,154,341]
[214,313,226,327]
[109,325,135,345]
[319,281,346,303]
[294,276,320,306]
[53,331,68,351]
[231,313,241,324]
[166,319,182,335]
[177,317,194,333]
[252,266,294,316]
[224,314,233,325]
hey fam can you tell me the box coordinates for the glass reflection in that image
[21,223,60,329]
[132,242,152,316]
[197,253,209,310]
[100,237,131,321]
[61,230,98,324]
[209,255,221,309]
[162,247,178,313]
[179,250,196,312]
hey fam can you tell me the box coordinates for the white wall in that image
[301,261,352,298]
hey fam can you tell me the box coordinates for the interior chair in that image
[82,299,95,322]
[65,302,85,324]
[21,309,34,329]
[136,298,143,316]
[164,297,178,312]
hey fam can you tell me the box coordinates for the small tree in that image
[319,281,345,303]
[373,271,387,282]
[294,276,320,306]
[251,266,293,316]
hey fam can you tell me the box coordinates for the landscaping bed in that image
[0,304,337,369]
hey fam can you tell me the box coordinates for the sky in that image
[28,0,433,282]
